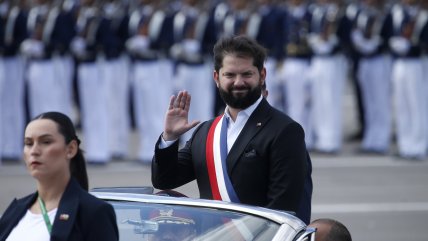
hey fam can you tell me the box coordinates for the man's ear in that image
[213,70,220,88]
[261,67,267,84]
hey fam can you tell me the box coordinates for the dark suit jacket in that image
[0,178,119,241]
[152,98,312,223]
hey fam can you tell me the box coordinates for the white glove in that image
[307,34,338,55]
[389,36,411,56]
[20,39,45,58]
[126,35,150,54]
[182,39,200,54]
[351,29,381,55]
[70,37,87,58]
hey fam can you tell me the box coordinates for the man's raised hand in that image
[163,91,200,141]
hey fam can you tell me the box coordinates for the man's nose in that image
[234,75,246,86]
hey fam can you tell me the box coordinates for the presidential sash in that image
[206,115,240,203]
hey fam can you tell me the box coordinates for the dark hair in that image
[312,218,352,241]
[213,35,267,73]
[32,111,89,191]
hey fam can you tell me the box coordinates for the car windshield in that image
[110,201,281,241]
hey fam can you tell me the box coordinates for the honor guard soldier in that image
[22,0,74,118]
[126,0,175,163]
[421,1,428,151]
[387,0,428,160]
[71,0,111,164]
[279,0,314,149]
[221,0,254,38]
[170,0,215,144]
[350,0,393,154]
[101,0,131,160]
[306,0,348,153]
[0,0,27,163]
[343,0,366,140]
[213,0,255,115]
[249,0,286,112]
[52,0,78,123]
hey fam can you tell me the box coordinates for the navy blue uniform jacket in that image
[152,98,313,223]
[0,178,119,241]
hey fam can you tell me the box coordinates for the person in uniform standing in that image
[279,0,314,149]
[101,0,131,160]
[387,0,428,159]
[307,0,348,153]
[0,0,27,163]
[351,0,393,154]
[250,0,285,112]
[170,0,216,144]
[126,0,175,163]
[71,0,111,164]
[22,0,75,119]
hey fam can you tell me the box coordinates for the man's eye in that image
[242,72,254,78]
[223,73,235,78]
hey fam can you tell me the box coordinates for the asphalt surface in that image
[1,82,428,241]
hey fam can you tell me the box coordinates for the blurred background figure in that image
[101,0,131,160]
[279,0,314,148]
[343,0,366,141]
[0,0,27,163]
[307,0,348,154]
[22,0,75,119]
[170,0,216,144]
[350,0,393,154]
[71,0,111,164]
[211,0,254,115]
[126,0,174,163]
[387,0,427,160]
[250,0,285,112]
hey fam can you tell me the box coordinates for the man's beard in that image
[218,82,262,109]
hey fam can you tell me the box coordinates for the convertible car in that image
[91,187,315,241]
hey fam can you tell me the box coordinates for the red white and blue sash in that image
[206,115,240,203]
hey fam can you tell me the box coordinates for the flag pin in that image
[59,214,69,221]
[256,122,262,127]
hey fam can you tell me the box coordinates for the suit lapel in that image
[0,194,37,240]
[51,179,80,241]
[226,98,272,174]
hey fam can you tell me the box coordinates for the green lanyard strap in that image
[38,196,53,234]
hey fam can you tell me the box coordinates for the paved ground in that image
[1,81,428,240]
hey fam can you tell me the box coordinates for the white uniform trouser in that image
[424,56,428,152]
[27,59,65,117]
[133,59,173,162]
[281,58,313,148]
[103,55,130,157]
[0,58,4,162]
[52,55,75,120]
[392,58,427,158]
[175,62,214,144]
[264,58,283,111]
[78,60,110,162]
[0,56,25,160]
[358,55,392,152]
[310,55,347,152]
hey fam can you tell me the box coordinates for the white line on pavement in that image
[313,202,428,214]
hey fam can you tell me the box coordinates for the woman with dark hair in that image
[0,112,119,241]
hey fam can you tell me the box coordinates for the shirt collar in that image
[224,95,263,122]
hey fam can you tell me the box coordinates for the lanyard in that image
[38,196,52,234]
